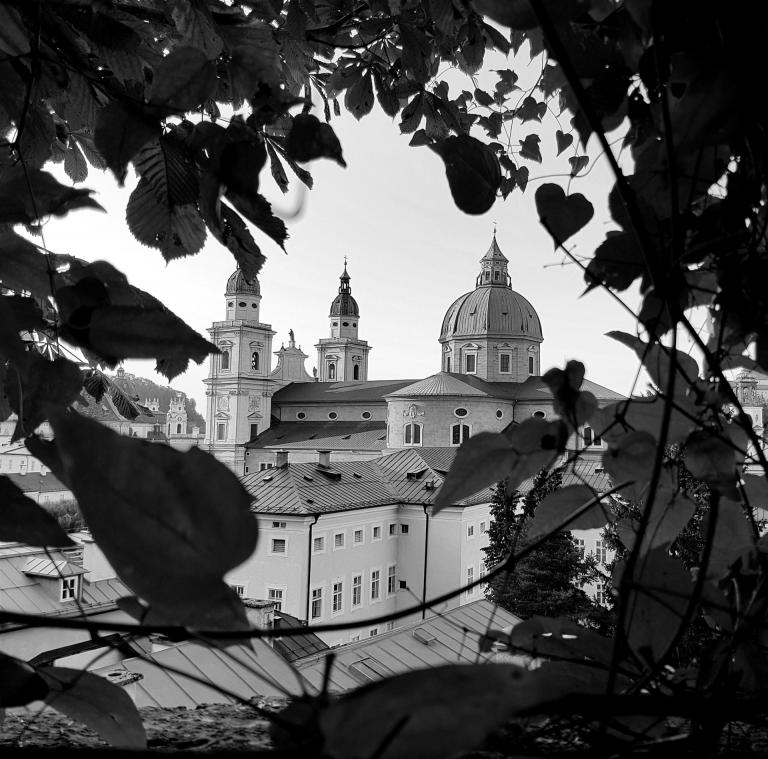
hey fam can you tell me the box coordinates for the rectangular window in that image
[389,523,397,536]
[334,532,345,549]
[528,355,535,374]
[352,574,362,606]
[499,353,510,373]
[370,628,379,637]
[372,525,381,540]
[467,566,475,595]
[332,581,343,613]
[272,521,286,529]
[216,422,226,441]
[385,621,395,632]
[267,588,283,611]
[271,538,286,554]
[250,423,258,439]
[401,524,409,535]
[574,538,585,557]
[371,570,380,601]
[451,423,470,446]
[479,561,487,578]
[230,584,245,597]
[387,565,396,594]
[350,634,361,642]
[466,353,476,373]
[313,536,325,553]
[595,582,606,606]
[60,576,78,602]
[480,521,487,534]
[405,423,422,446]
[467,524,474,538]
[595,540,607,564]
[311,588,323,619]
[353,529,363,544]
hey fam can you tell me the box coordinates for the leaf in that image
[0,476,74,547]
[617,548,694,665]
[219,138,267,195]
[0,168,102,224]
[435,419,567,511]
[400,93,425,133]
[226,190,288,250]
[0,653,48,707]
[409,129,431,147]
[569,155,589,176]
[372,69,400,117]
[705,498,755,581]
[474,87,495,107]
[28,412,257,632]
[134,137,200,206]
[685,429,738,498]
[517,96,546,122]
[508,616,614,667]
[528,485,615,539]
[0,5,30,56]
[555,129,573,155]
[64,140,89,184]
[266,142,289,193]
[542,361,596,430]
[606,331,700,396]
[170,0,224,59]
[585,231,645,291]
[149,47,218,114]
[319,664,550,759]
[518,134,541,163]
[344,70,375,121]
[624,483,697,556]
[286,114,346,166]
[429,135,501,215]
[602,430,657,484]
[399,23,430,84]
[39,667,146,748]
[535,183,594,244]
[94,102,158,184]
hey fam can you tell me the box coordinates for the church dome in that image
[329,263,359,317]
[226,268,260,296]
[439,235,543,342]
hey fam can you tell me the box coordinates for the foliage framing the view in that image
[0,0,768,755]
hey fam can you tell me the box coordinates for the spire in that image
[330,259,359,317]
[339,258,351,293]
[477,232,511,287]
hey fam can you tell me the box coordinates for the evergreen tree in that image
[484,467,603,623]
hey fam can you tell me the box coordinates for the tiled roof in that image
[246,421,387,451]
[93,640,303,708]
[514,460,613,496]
[295,599,522,693]
[5,472,69,494]
[386,373,490,398]
[273,379,420,405]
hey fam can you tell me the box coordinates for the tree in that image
[484,467,603,623]
[4,0,768,756]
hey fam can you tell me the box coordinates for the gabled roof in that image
[22,557,85,578]
[386,373,489,398]
[273,379,419,405]
[246,421,387,451]
[295,599,522,693]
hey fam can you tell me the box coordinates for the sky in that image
[40,45,651,411]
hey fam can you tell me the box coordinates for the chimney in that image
[275,449,289,468]
[317,450,331,467]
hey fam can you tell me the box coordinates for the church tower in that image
[204,268,276,473]
[315,263,371,382]
[166,393,187,437]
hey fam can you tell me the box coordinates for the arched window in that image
[221,350,230,371]
[251,351,260,371]
[451,423,471,446]
[353,364,360,380]
[404,423,422,446]
[328,362,336,380]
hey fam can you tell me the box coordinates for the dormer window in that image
[61,576,80,602]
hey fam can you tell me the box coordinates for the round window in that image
[496,410,503,419]
[297,412,306,420]
[333,322,338,326]
[328,412,338,420]
[251,303,257,308]
[227,301,234,307]
[361,411,371,420]
[238,301,247,307]
[454,408,468,417]
[342,321,349,327]
[353,323,357,327]
[533,410,546,419]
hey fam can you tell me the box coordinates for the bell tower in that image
[315,261,371,382]
[204,268,276,474]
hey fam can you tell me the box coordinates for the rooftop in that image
[245,420,387,451]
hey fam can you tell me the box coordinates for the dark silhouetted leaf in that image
[372,69,400,117]
[474,87,495,107]
[266,142,289,193]
[535,183,594,244]
[685,429,738,498]
[555,129,573,155]
[344,70,375,120]
[705,498,755,581]
[569,155,589,176]
[430,135,501,214]
[590,395,698,445]
[286,114,346,166]
[602,430,657,484]
[585,231,645,291]
[528,485,614,539]
[0,653,49,707]
[435,419,567,511]
[517,96,546,122]
[0,169,102,224]
[29,412,257,632]
[226,190,288,250]
[39,667,146,748]
[399,23,430,84]
[0,476,73,547]
[149,47,218,114]
[542,361,596,430]
[509,616,614,666]
[219,138,267,195]
[519,133,542,162]
[94,103,158,184]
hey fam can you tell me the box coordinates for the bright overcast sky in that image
[40,44,652,410]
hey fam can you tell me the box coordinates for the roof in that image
[4,472,69,494]
[480,234,508,262]
[514,460,613,495]
[440,286,543,342]
[295,599,522,693]
[93,640,303,708]
[22,557,85,578]
[246,421,387,451]
[0,543,127,618]
[272,611,329,661]
[226,267,260,296]
[273,379,419,405]
[387,373,490,398]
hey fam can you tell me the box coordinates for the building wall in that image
[441,338,541,382]
[274,402,386,423]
